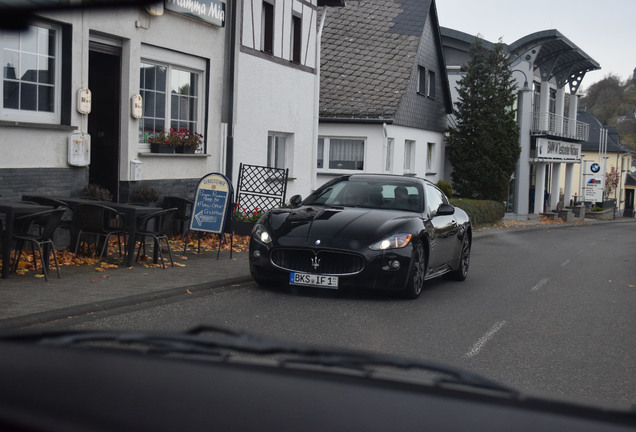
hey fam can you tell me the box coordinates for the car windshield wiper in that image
[0,325,517,396]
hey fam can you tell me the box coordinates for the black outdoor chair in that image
[11,208,66,281]
[21,196,72,239]
[74,203,128,263]
[162,196,193,235]
[163,196,203,254]
[134,208,177,269]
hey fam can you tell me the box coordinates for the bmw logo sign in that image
[590,163,601,173]
[315,240,321,245]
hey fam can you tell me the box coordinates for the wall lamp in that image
[511,69,532,92]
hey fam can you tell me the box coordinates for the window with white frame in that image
[384,138,394,172]
[317,137,365,171]
[139,50,204,145]
[1,23,61,123]
[426,142,434,172]
[404,140,415,173]
[267,133,288,169]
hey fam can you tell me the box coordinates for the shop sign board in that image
[536,138,581,161]
[165,0,225,27]
[190,173,233,234]
[582,161,604,202]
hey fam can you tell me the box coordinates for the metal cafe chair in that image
[163,196,202,254]
[21,196,72,240]
[11,208,66,281]
[74,203,128,263]
[162,196,193,235]
[134,208,177,269]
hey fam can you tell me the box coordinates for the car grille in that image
[271,249,365,275]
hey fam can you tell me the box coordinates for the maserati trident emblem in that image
[311,256,321,270]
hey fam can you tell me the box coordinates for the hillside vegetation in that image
[580,74,636,150]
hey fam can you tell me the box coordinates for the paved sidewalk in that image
[0,217,632,329]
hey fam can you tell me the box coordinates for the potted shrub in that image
[81,184,113,202]
[129,185,159,205]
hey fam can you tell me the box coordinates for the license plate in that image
[290,272,339,289]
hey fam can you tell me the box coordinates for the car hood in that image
[263,206,416,248]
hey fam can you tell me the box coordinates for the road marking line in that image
[465,321,506,358]
[531,278,549,291]
[560,260,570,267]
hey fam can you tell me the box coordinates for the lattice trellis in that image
[235,164,289,214]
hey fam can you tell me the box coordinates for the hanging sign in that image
[190,173,233,234]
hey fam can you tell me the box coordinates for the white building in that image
[1,1,230,201]
[441,28,600,218]
[230,0,337,199]
[315,0,452,192]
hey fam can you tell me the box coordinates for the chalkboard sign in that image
[190,173,233,234]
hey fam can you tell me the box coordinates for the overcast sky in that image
[435,0,635,90]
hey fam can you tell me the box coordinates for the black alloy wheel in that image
[448,234,470,281]
[402,240,426,299]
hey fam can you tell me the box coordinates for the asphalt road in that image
[40,222,636,407]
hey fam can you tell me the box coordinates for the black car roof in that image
[346,173,433,185]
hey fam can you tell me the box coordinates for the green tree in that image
[447,38,520,201]
[581,75,636,151]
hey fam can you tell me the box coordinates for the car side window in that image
[425,184,446,215]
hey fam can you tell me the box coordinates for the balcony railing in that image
[531,112,589,141]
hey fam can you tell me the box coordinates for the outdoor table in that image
[24,196,161,267]
[0,200,53,279]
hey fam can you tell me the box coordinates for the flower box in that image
[175,146,196,154]
[150,143,174,154]
[147,128,203,154]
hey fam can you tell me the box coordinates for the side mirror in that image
[436,203,455,216]
[289,195,303,208]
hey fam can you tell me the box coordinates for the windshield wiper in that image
[0,325,517,395]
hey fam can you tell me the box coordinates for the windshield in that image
[1,2,635,429]
[303,178,423,212]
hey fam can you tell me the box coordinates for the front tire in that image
[402,240,426,299]
[448,234,470,281]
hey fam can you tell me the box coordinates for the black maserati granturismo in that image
[249,174,472,298]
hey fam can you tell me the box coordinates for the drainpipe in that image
[225,0,238,180]
[311,9,327,191]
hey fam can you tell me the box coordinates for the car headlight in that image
[253,224,272,245]
[369,233,412,250]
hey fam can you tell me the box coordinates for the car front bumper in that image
[249,238,413,292]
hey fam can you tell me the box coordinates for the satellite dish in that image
[631,166,636,174]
